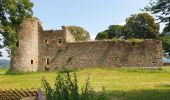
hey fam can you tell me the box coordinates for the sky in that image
[0,0,165,60]
[32,0,152,39]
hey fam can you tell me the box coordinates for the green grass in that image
[1,67,170,100]
[126,38,144,42]
[111,38,144,43]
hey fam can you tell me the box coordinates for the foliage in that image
[42,71,106,100]
[96,13,159,40]
[0,0,33,55]
[121,25,133,39]
[107,25,123,39]
[124,13,160,39]
[144,0,170,33]
[95,25,123,40]
[162,25,170,35]
[67,26,91,41]
[158,34,170,57]
[95,31,108,40]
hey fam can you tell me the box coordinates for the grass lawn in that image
[1,67,170,100]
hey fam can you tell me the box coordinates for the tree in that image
[95,13,159,40]
[95,31,108,40]
[158,26,170,58]
[162,25,170,35]
[158,34,170,57]
[144,0,170,57]
[67,26,90,41]
[0,0,33,55]
[95,25,123,40]
[124,13,160,39]
[144,0,170,33]
[107,25,123,39]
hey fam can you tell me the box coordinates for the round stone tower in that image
[10,18,40,72]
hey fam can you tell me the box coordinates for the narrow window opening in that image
[58,39,63,44]
[45,58,50,71]
[46,58,50,65]
[31,60,33,64]
[45,40,49,46]
[16,41,19,47]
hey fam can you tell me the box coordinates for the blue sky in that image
[33,0,153,39]
[1,0,165,60]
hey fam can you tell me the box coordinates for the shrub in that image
[42,71,106,100]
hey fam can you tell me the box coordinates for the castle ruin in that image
[10,18,163,72]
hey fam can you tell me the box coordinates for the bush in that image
[42,71,106,100]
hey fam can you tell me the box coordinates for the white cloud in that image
[118,21,126,26]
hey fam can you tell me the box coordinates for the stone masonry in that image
[10,18,163,72]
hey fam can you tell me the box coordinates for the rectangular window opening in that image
[31,60,33,64]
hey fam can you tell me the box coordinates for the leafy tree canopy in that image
[95,25,123,40]
[67,26,90,41]
[144,0,170,34]
[0,0,33,55]
[124,13,160,39]
[96,13,159,40]
[158,34,170,57]
[95,31,108,40]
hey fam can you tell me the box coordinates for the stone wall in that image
[38,29,66,70]
[10,17,76,72]
[10,18,163,72]
[45,40,163,70]
[63,26,76,42]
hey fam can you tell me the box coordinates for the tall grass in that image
[42,71,106,100]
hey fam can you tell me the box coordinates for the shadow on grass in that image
[107,88,170,100]
[4,69,49,75]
